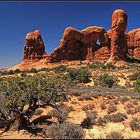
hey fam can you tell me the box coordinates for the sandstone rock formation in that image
[49,26,110,63]
[18,9,140,71]
[23,30,47,61]
[108,9,128,63]
[127,28,140,60]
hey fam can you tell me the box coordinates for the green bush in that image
[0,74,69,132]
[14,69,21,74]
[7,70,14,74]
[97,73,115,88]
[134,78,140,92]
[68,67,91,83]
[88,62,115,70]
[52,65,68,72]
[27,68,38,73]
[128,72,140,80]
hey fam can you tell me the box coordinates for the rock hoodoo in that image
[23,30,47,61]
[108,9,128,63]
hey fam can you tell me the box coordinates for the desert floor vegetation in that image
[0,63,140,139]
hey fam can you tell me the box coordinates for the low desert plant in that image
[129,119,140,131]
[52,65,68,72]
[81,104,95,111]
[81,111,97,128]
[128,71,140,80]
[106,131,124,139]
[120,96,129,104]
[44,122,85,139]
[68,67,91,83]
[134,78,140,92]
[109,112,127,123]
[97,73,115,88]
[107,103,117,114]
[100,102,107,110]
[126,108,136,115]
[49,108,69,123]
[28,68,38,73]
[81,117,93,129]
[78,94,93,101]
[14,69,21,74]
[96,117,107,126]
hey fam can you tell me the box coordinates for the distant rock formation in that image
[23,30,47,61]
[127,28,140,60]
[107,9,128,63]
[18,9,140,70]
[49,26,110,63]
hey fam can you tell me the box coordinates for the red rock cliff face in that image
[49,26,110,62]
[127,28,140,60]
[108,9,128,63]
[23,30,47,61]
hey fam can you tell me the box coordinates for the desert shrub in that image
[128,71,140,80]
[103,114,111,121]
[126,105,140,115]
[106,94,115,100]
[20,71,27,77]
[100,102,107,110]
[49,108,68,123]
[97,73,115,88]
[14,69,21,74]
[81,104,95,111]
[112,99,119,105]
[86,111,97,121]
[120,96,129,104]
[28,68,38,73]
[107,103,117,114]
[129,119,140,131]
[134,78,140,92]
[0,74,68,133]
[38,67,49,72]
[88,62,115,70]
[68,67,91,83]
[106,131,124,139]
[104,63,116,70]
[126,107,136,115]
[99,113,127,124]
[52,65,68,72]
[81,111,97,128]
[96,117,107,126]
[7,70,14,74]
[109,113,127,123]
[44,122,85,139]
[81,117,93,129]
[78,94,92,101]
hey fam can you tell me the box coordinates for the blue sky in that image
[0,2,140,68]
